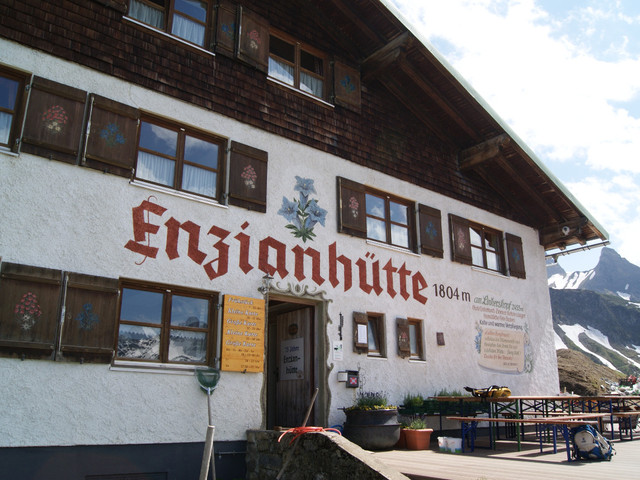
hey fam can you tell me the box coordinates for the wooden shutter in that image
[237,7,269,72]
[59,273,119,361]
[0,262,62,355]
[418,204,443,258]
[449,214,472,265]
[83,94,139,178]
[506,233,526,279]
[333,61,361,112]
[228,141,268,212]
[353,311,368,352]
[21,76,87,164]
[337,177,367,238]
[396,318,410,358]
[214,0,238,57]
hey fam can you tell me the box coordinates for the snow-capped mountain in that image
[547,247,640,379]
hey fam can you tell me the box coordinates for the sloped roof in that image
[312,0,608,250]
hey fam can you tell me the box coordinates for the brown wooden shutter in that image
[214,0,237,58]
[59,273,119,361]
[506,233,526,279]
[396,317,410,358]
[353,311,368,353]
[333,61,361,112]
[237,7,269,72]
[449,214,472,265]
[22,76,87,164]
[418,204,443,258]
[228,141,268,212]
[337,177,367,238]
[83,94,139,178]
[0,262,62,354]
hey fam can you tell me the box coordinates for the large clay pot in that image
[343,408,401,450]
[404,428,433,450]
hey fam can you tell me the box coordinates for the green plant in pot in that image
[343,391,400,450]
[403,417,433,450]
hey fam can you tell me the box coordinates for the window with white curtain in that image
[135,118,225,200]
[269,31,326,100]
[128,0,210,48]
[0,67,28,151]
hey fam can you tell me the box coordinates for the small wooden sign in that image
[221,295,265,372]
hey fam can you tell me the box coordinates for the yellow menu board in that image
[221,295,265,372]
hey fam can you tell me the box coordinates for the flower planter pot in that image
[343,408,401,450]
[394,427,407,449]
[404,428,433,450]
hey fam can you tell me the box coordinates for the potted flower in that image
[403,418,433,450]
[342,391,401,450]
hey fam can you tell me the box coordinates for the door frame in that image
[262,284,330,429]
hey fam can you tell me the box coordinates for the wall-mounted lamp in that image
[257,274,273,295]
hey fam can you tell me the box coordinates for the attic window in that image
[269,31,326,100]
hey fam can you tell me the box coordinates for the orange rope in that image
[277,426,342,445]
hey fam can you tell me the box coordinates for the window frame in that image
[134,116,226,202]
[365,187,415,250]
[407,318,424,360]
[115,279,218,366]
[268,29,328,101]
[469,222,505,274]
[0,66,29,152]
[366,313,386,358]
[127,0,214,49]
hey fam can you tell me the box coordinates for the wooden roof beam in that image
[361,31,411,81]
[459,134,510,170]
[397,61,479,141]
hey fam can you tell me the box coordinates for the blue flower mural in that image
[278,176,327,242]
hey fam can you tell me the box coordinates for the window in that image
[470,223,504,273]
[365,191,414,249]
[408,319,424,360]
[135,117,225,200]
[128,0,211,47]
[116,281,218,365]
[269,31,326,99]
[353,311,386,357]
[337,178,419,251]
[0,67,28,151]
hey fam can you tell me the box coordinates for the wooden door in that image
[267,304,314,429]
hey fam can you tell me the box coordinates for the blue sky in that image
[388,0,640,272]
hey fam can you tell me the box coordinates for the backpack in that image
[570,424,614,461]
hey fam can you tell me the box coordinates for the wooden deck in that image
[373,436,638,480]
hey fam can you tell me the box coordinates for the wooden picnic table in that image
[446,413,609,461]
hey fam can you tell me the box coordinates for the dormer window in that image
[269,31,326,100]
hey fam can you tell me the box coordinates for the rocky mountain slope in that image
[548,247,640,393]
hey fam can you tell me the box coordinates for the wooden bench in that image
[446,414,607,461]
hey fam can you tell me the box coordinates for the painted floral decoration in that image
[41,105,68,134]
[75,303,99,331]
[248,29,261,51]
[14,291,42,331]
[99,123,126,148]
[511,246,521,264]
[456,227,467,251]
[340,75,356,94]
[348,196,359,218]
[425,221,438,240]
[221,21,235,40]
[278,176,328,242]
[241,164,258,189]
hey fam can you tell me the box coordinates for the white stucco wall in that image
[0,39,559,447]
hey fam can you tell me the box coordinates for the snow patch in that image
[617,291,631,301]
[554,331,567,350]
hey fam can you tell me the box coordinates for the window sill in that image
[267,77,335,109]
[471,266,509,279]
[0,147,19,158]
[130,179,228,209]
[110,359,200,375]
[366,239,420,257]
[409,358,426,364]
[123,16,215,57]
[366,354,387,360]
